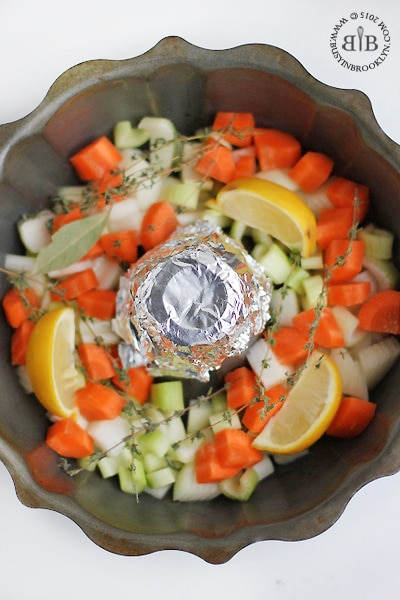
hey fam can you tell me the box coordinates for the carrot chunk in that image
[195,143,236,183]
[214,429,263,469]
[2,287,40,328]
[77,343,116,380]
[11,320,36,365]
[69,136,123,181]
[253,128,301,171]
[52,268,99,301]
[52,207,83,233]
[242,383,287,434]
[326,396,376,438]
[326,176,369,222]
[233,154,257,179]
[140,200,179,251]
[288,151,334,193]
[46,418,94,458]
[357,290,400,335]
[292,307,345,348]
[112,365,153,405]
[324,239,365,283]
[316,207,354,250]
[75,381,125,420]
[327,281,371,307]
[76,289,117,321]
[212,112,255,147]
[195,441,241,483]
[268,326,310,365]
[100,230,138,264]
[225,366,258,409]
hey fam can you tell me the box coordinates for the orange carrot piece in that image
[268,326,310,365]
[326,396,376,438]
[233,154,257,179]
[292,307,345,348]
[11,320,36,366]
[52,268,99,301]
[225,366,258,410]
[76,289,117,321]
[140,200,179,251]
[2,287,40,328]
[75,381,125,421]
[46,418,94,458]
[327,281,371,307]
[214,429,263,469]
[212,112,255,147]
[52,207,83,233]
[357,290,400,335]
[69,136,123,182]
[316,207,354,250]
[195,441,241,483]
[253,128,301,172]
[195,143,236,183]
[112,365,153,405]
[326,177,369,222]
[100,230,138,264]
[77,343,116,381]
[324,239,365,283]
[93,171,127,209]
[288,151,334,193]
[242,383,287,434]
[80,240,105,260]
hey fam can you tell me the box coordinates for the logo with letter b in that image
[330,13,391,72]
[342,27,378,52]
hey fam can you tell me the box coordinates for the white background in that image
[1,1,399,598]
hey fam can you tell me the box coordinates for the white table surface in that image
[1,1,399,598]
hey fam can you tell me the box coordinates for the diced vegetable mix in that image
[2,112,400,503]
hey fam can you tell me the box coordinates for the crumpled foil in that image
[115,221,272,381]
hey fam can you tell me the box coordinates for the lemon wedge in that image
[215,177,317,256]
[26,307,84,418]
[252,353,342,454]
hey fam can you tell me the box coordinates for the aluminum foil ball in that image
[116,221,272,380]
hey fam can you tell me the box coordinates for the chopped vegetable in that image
[140,200,179,251]
[77,343,116,381]
[212,111,255,147]
[326,176,369,222]
[112,366,153,405]
[100,230,138,264]
[214,428,263,469]
[75,382,125,421]
[292,307,345,348]
[288,151,334,193]
[268,326,309,365]
[326,396,376,438]
[324,239,365,283]
[357,290,400,335]
[11,320,36,366]
[327,281,372,307]
[195,143,236,183]
[46,418,95,458]
[69,136,123,181]
[253,128,301,171]
[242,383,286,434]
[51,268,98,301]
[76,289,117,320]
[2,286,40,328]
[316,207,354,250]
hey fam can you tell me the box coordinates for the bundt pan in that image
[0,37,399,564]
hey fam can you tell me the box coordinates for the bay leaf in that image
[34,212,109,274]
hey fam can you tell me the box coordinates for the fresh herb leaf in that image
[34,212,108,274]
